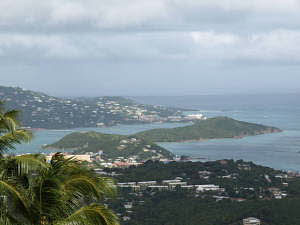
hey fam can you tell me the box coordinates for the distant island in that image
[43,131,174,161]
[44,117,281,160]
[134,117,282,142]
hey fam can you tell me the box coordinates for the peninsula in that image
[133,117,282,142]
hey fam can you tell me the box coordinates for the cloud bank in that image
[0,0,299,95]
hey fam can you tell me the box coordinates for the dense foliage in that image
[0,101,32,155]
[110,160,282,193]
[134,117,281,142]
[0,153,119,225]
[127,192,300,225]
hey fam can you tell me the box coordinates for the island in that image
[44,117,281,161]
[133,116,282,142]
[43,131,174,161]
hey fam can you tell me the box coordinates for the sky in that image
[0,0,300,96]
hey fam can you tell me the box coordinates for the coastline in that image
[157,128,283,144]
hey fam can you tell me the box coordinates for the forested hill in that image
[134,117,282,142]
[43,131,174,160]
[0,85,183,129]
[45,117,281,159]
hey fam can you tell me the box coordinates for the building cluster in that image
[268,187,288,199]
[117,179,225,193]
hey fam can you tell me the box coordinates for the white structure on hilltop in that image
[186,114,206,120]
[243,217,261,225]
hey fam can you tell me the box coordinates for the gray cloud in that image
[1,30,300,63]
[0,0,300,95]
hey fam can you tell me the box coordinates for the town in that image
[0,85,206,129]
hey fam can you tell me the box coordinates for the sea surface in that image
[13,93,300,171]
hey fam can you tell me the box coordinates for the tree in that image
[0,153,119,225]
[0,101,32,155]
[0,102,119,225]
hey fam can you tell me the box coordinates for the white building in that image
[186,114,206,120]
[195,184,224,192]
[137,181,157,187]
[162,179,182,184]
[148,186,169,191]
[243,217,261,225]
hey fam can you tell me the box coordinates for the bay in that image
[134,93,300,171]
[12,93,300,171]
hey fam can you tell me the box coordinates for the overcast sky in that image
[0,0,300,96]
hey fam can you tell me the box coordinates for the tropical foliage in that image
[0,153,119,225]
[0,101,119,225]
[0,101,32,155]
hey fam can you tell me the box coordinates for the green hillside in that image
[134,117,281,142]
[44,117,281,160]
[43,131,174,160]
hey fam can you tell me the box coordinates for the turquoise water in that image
[13,93,300,171]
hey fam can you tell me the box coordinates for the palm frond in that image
[3,110,21,123]
[63,176,101,201]
[97,177,117,198]
[15,154,48,175]
[0,130,33,153]
[56,204,119,225]
[0,180,30,216]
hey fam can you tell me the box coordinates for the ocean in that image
[13,93,300,171]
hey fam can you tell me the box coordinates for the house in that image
[162,179,182,184]
[168,182,187,188]
[243,217,261,225]
[124,202,133,209]
[148,186,169,191]
[195,184,224,192]
[137,181,157,187]
[123,216,131,221]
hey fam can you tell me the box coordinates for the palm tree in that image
[0,102,119,225]
[0,153,119,225]
[0,101,32,155]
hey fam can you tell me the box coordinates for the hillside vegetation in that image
[44,131,174,160]
[44,117,281,160]
[134,117,281,142]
